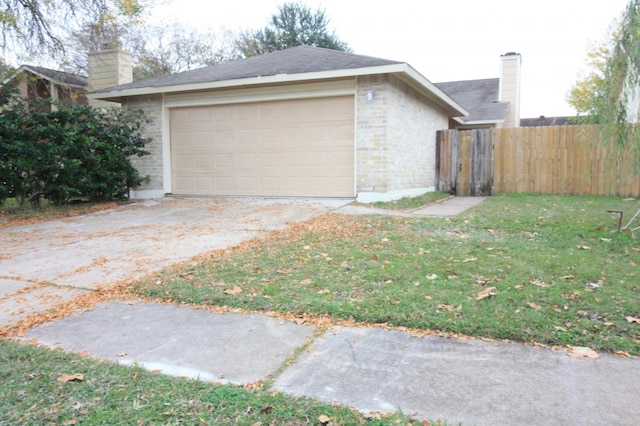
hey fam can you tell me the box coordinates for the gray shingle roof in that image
[520,116,573,126]
[93,45,404,94]
[435,78,509,123]
[18,65,88,89]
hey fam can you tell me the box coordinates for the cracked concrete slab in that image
[24,301,315,384]
[0,197,349,323]
[273,326,640,425]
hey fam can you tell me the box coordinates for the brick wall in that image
[123,95,165,196]
[356,75,449,201]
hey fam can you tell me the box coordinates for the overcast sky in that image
[153,0,630,118]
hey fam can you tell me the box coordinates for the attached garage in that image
[88,46,468,202]
[169,96,355,197]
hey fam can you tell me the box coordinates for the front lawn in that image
[0,339,408,425]
[134,194,640,355]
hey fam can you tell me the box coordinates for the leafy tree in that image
[1,0,148,60]
[238,2,350,57]
[63,21,241,80]
[567,42,610,123]
[596,0,640,151]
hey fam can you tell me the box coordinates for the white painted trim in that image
[353,86,359,198]
[129,189,166,199]
[398,66,469,116]
[453,117,505,125]
[161,94,172,195]
[356,187,435,203]
[88,63,468,118]
[163,79,356,108]
[89,65,404,99]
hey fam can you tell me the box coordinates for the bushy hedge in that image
[0,95,150,207]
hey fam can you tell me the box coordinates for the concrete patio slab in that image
[24,301,315,384]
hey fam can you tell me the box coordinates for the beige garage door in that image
[170,96,355,197]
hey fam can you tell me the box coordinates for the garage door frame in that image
[161,79,357,197]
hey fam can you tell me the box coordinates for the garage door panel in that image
[171,96,354,197]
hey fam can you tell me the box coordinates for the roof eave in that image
[87,65,406,100]
[453,117,506,125]
[88,63,469,118]
[395,65,468,117]
[21,66,87,90]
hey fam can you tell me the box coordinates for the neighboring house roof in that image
[520,116,573,126]
[89,45,468,117]
[3,65,88,89]
[435,78,509,126]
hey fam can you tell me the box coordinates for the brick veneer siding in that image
[356,75,449,201]
[122,74,450,201]
[122,95,164,197]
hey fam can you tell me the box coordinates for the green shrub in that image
[0,95,150,206]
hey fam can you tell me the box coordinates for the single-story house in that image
[2,65,88,110]
[88,46,475,202]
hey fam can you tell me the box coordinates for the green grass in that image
[0,339,411,425]
[368,191,451,210]
[133,193,640,354]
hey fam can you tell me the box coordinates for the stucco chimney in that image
[87,49,132,107]
[499,52,521,128]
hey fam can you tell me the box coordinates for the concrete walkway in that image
[24,300,640,425]
[6,196,640,425]
[335,196,488,217]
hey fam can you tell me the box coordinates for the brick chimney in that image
[87,49,132,107]
[499,52,522,128]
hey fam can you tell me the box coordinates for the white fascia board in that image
[398,65,469,117]
[453,117,505,125]
[88,63,470,115]
[88,64,407,100]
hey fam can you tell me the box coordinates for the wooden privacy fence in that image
[436,125,640,197]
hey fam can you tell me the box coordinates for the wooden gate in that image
[436,129,494,196]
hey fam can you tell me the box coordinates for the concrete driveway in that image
[0,197,350,325]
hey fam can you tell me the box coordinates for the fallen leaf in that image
[599,238,612,242]
[554,326,567,332]
[223,286,243,295]
[462,257,477,263]
[318,415,332,424]
[303,245,311,250]
[476,286,497,300]
[276,269,291,274]
[586,279,604,290]
[529,279,550,287]
[426,274,438,280]
[625,316,640,324]
[57,373,85,383]
[300,278,312,285]
[578,245,591,250]
[317,287,331,294]
[437,304,457,312]
[568,346,600,360]
[527,302,542,310]
[381,238,390,242]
